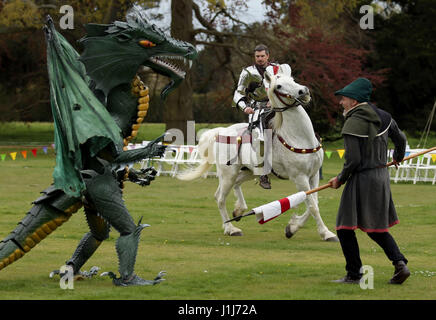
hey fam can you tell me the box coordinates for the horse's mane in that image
[271,112,283,130]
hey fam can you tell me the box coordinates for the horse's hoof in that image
[325,236,339,242]
[285,225,294,239]
[232,210,242,222]
[230,231,243,236]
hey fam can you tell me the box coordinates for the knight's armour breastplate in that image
[241,67,268,102]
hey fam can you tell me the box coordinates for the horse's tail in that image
[176,127,221,181]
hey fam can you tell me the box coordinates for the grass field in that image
[0,122,435,300]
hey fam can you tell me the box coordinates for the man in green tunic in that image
[329,78,410,285]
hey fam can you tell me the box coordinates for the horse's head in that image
[264,64,311,111]
[79,5,197,99]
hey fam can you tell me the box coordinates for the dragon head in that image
[79,6,197,100]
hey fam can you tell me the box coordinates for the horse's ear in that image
[279,64,292,77]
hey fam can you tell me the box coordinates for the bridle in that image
[271,87,321,155]
[272,89,307,112]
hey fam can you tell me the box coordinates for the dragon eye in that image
[139,40,156,48]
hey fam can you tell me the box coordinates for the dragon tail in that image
[0,186,82,272]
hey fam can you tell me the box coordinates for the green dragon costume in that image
[0,7,197,286]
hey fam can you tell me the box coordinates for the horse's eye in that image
[277,85,282,89]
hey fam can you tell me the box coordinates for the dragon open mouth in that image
[146,54,194,99]
[149,55,193,78]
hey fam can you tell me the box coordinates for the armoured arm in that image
[388,119,407,162]
[232,68,250,111]
[337,135,362,184]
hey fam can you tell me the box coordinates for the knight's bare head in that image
[254,44,270,67]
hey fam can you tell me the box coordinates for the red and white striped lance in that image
[225,147,436,225]
[252,191,307,224]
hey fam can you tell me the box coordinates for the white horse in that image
[178,64,338,241]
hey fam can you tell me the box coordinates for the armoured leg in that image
[0,185,82,271]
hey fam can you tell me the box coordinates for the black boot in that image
[389,261,410,284]
[331,274,361,284]
[259,175,271,189]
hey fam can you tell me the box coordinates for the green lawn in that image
[0,122,435,300]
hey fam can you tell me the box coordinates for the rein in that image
[273,89,304,112]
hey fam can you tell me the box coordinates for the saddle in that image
[217,109,275,166]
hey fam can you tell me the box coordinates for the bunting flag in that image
[337,149,345,159]
[253,191,307,224]
[0,145,54,162]
[325,151,332,159]
[431,154,436,163]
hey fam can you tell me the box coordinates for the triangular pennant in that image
[1,154,6,161]
[51,143,55,149]
[31,148,37,157]
[10,152,17,160]
[42,146,48,154]
[431,154,436,163]
[21,150,27,159]
[405,152,410,157]
[189,147,193,153]
[337,149,345,159]
[325,151,332,159]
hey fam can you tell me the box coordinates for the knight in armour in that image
[232,44,277,189]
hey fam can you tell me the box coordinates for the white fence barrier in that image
[128,142,436,184]
[128,141,216,177]
[388,148,436,184]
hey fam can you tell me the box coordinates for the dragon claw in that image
[49,270,61,278]
[99,270,167,286]
[153,270,167,283]
[50,266,101,280]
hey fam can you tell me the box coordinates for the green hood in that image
[335,78,372,103]
[342,103,381,153]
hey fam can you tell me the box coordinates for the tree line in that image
[0,0,434,139]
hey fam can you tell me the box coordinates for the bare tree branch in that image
[192,1,215,30]
[195,41,235,48]
[192,28,257,39]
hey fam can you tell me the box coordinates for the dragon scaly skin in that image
[0,6,197,286]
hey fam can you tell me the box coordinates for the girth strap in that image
[216,134,252,145]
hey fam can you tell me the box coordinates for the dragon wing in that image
[44,17,124,197]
